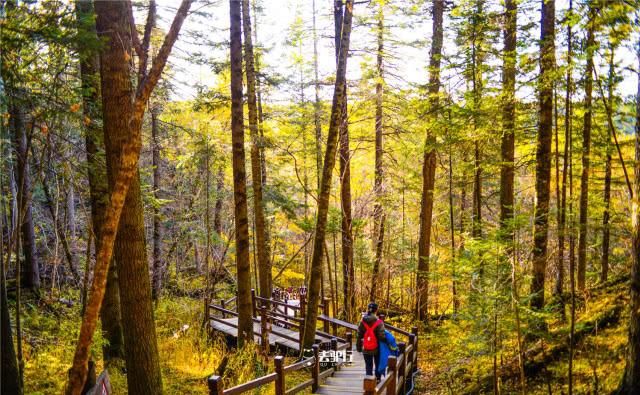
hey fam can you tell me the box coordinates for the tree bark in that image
[75,0,126,363]
[371,1,385,303]
[471,0,485,240]
[617,33,640,395]
[98,2,164,391]
[500,0,516,240]
[601,46,615,284]
[66,1,192,392]
[313,0,322,192]
[151,109,164,301]
[531,0,555,312]
[10,101,39,289]
[335,0,355,320]
[302,0,353,350]
[1,181,21,394]
[229,0,253,347]
[417,0,443,321]
[577,5,597,292]
[242,0,272,302]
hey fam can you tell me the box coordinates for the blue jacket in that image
[377,330,398,376]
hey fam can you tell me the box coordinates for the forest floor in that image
[414,276,629,394]
[16,276,628,394]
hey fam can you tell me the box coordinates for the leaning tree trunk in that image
[242,0,272,301]
[97,2,163,392]
[531,0,555,314]
[302,0,353,350]
[617,33,640,395]
[66,1,192,393]
[601,46,615,284]
[577,5,596,292]
[229,0,253,347]
[416,0,444,321]
[75,0,125,362]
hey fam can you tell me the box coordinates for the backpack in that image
[362,319,382,351]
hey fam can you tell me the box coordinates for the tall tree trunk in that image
[335,0,355,319]
[565,2,575,389]
[577,5,597,292]
[98,3,164,392]
[242,0,272,302]
[416,0,444,321]
[601,46,615,284]
[75,0,125,363]
[10,101,39,289]
[302,0,353,350]
[0,171,21,395]
[471,0,485,240]
[251,0,267,187]
[313,0,322,191]
[229,0,253,347]
[617,33,640,395]
[66,1,192,391]
[1,1,39,290]
[554,19,570,307]
[531,0,555,313]
[151,109,164,300]
[500,0,516,240]
[371,1,385,303]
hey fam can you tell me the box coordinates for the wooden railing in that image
[363,335,418,395]
[207,288,419,394]
[208,338,352,395]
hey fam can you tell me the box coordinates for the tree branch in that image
[138,0,157,82]
[135,0,193,115]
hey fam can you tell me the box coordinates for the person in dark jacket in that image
[357,302,386,380]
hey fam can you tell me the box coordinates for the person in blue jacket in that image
[377,329,399,377]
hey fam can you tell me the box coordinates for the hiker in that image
[357,302,386,381]
[377,328,399,377]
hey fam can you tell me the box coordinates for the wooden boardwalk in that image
[210,316,328,351]
[206,291,418,395]
[316,347,382,395]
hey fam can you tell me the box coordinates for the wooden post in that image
[251,289,257,318]
[274,355,285,395]
[312,344,320,392]
[220,299,226,319]
[300,293,306,318]
[363,376,377,395]
[411,326,418,373]
[331,337,338,370]
[322,297,330,333]
[398,342,407,395]
[346,331,353,352]
[299,292,307,350]
[260,305,269,353]
[387,356,397,395]
[208,375,224,395]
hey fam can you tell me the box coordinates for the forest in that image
[1,0,640,394]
